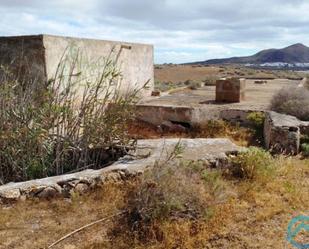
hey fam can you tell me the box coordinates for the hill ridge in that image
[194,43,309,65]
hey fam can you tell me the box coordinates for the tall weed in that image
[0,45,146,184]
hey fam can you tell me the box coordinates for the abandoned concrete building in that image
[0,34,154,97]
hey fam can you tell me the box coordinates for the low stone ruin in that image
[216,78,246,103]
[264,111,309,154]
[0,138,244,202]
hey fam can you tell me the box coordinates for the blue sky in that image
[1,0,309,64]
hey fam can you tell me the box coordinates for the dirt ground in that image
[155,65,220,83]
[142,79,299,111]
[154,64,304,84]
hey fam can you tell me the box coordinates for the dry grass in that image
[154,65,304,89]
[154,65,219,84]
[305,77,309,89]
[0,156,308,249]
[0,182,132,249]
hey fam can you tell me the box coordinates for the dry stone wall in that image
[0,138,244,203]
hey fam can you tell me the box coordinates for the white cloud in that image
[0,0,309,63]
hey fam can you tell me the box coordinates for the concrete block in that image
[300,121,309,135]
[216,78,246,103]
[264,111,301,154]
[0,34,154,98]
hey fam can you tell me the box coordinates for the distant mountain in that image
[195,43,309,65]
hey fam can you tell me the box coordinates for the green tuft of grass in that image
[230,147,275,181]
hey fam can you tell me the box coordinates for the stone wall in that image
[0,138,243,202]
[263,111,309,154]
[0,34,154,98]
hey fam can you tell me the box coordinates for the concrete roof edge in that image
[0,34,44,39]
[0,34,154,47]
[42,34,154,47]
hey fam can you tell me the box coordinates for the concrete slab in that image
[137,79,300,125]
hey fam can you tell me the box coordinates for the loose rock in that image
[74,183,89,194]
[37,187,59,199]
[0,189,21,201]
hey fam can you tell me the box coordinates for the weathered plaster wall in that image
[0,34,154,97]
[43,35,154,97]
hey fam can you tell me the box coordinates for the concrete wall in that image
[264,111,301,155]
[43,35,154,97]
[216,78,246,103]
[0,34,154,97]
[0,35,46,83]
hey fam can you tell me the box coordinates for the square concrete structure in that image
[216,78,246,103]
[264,111,309,155]
[0,34,154,97]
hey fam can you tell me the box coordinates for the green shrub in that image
[203,75,219,86]
[230,147,275,180]
[201,168,227,198]
[301,143,309,156]
[183,80,201,90]
[247,112,265,128]
[246,112,265,143]
[300,134,309,145]
[154,80,171,92]
[0,46,145,184]
[194,120,227,138]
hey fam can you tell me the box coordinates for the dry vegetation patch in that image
[0,47,144,184]
[154,65,304,92]
[1,152,308,249]
[270,86,309,121]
